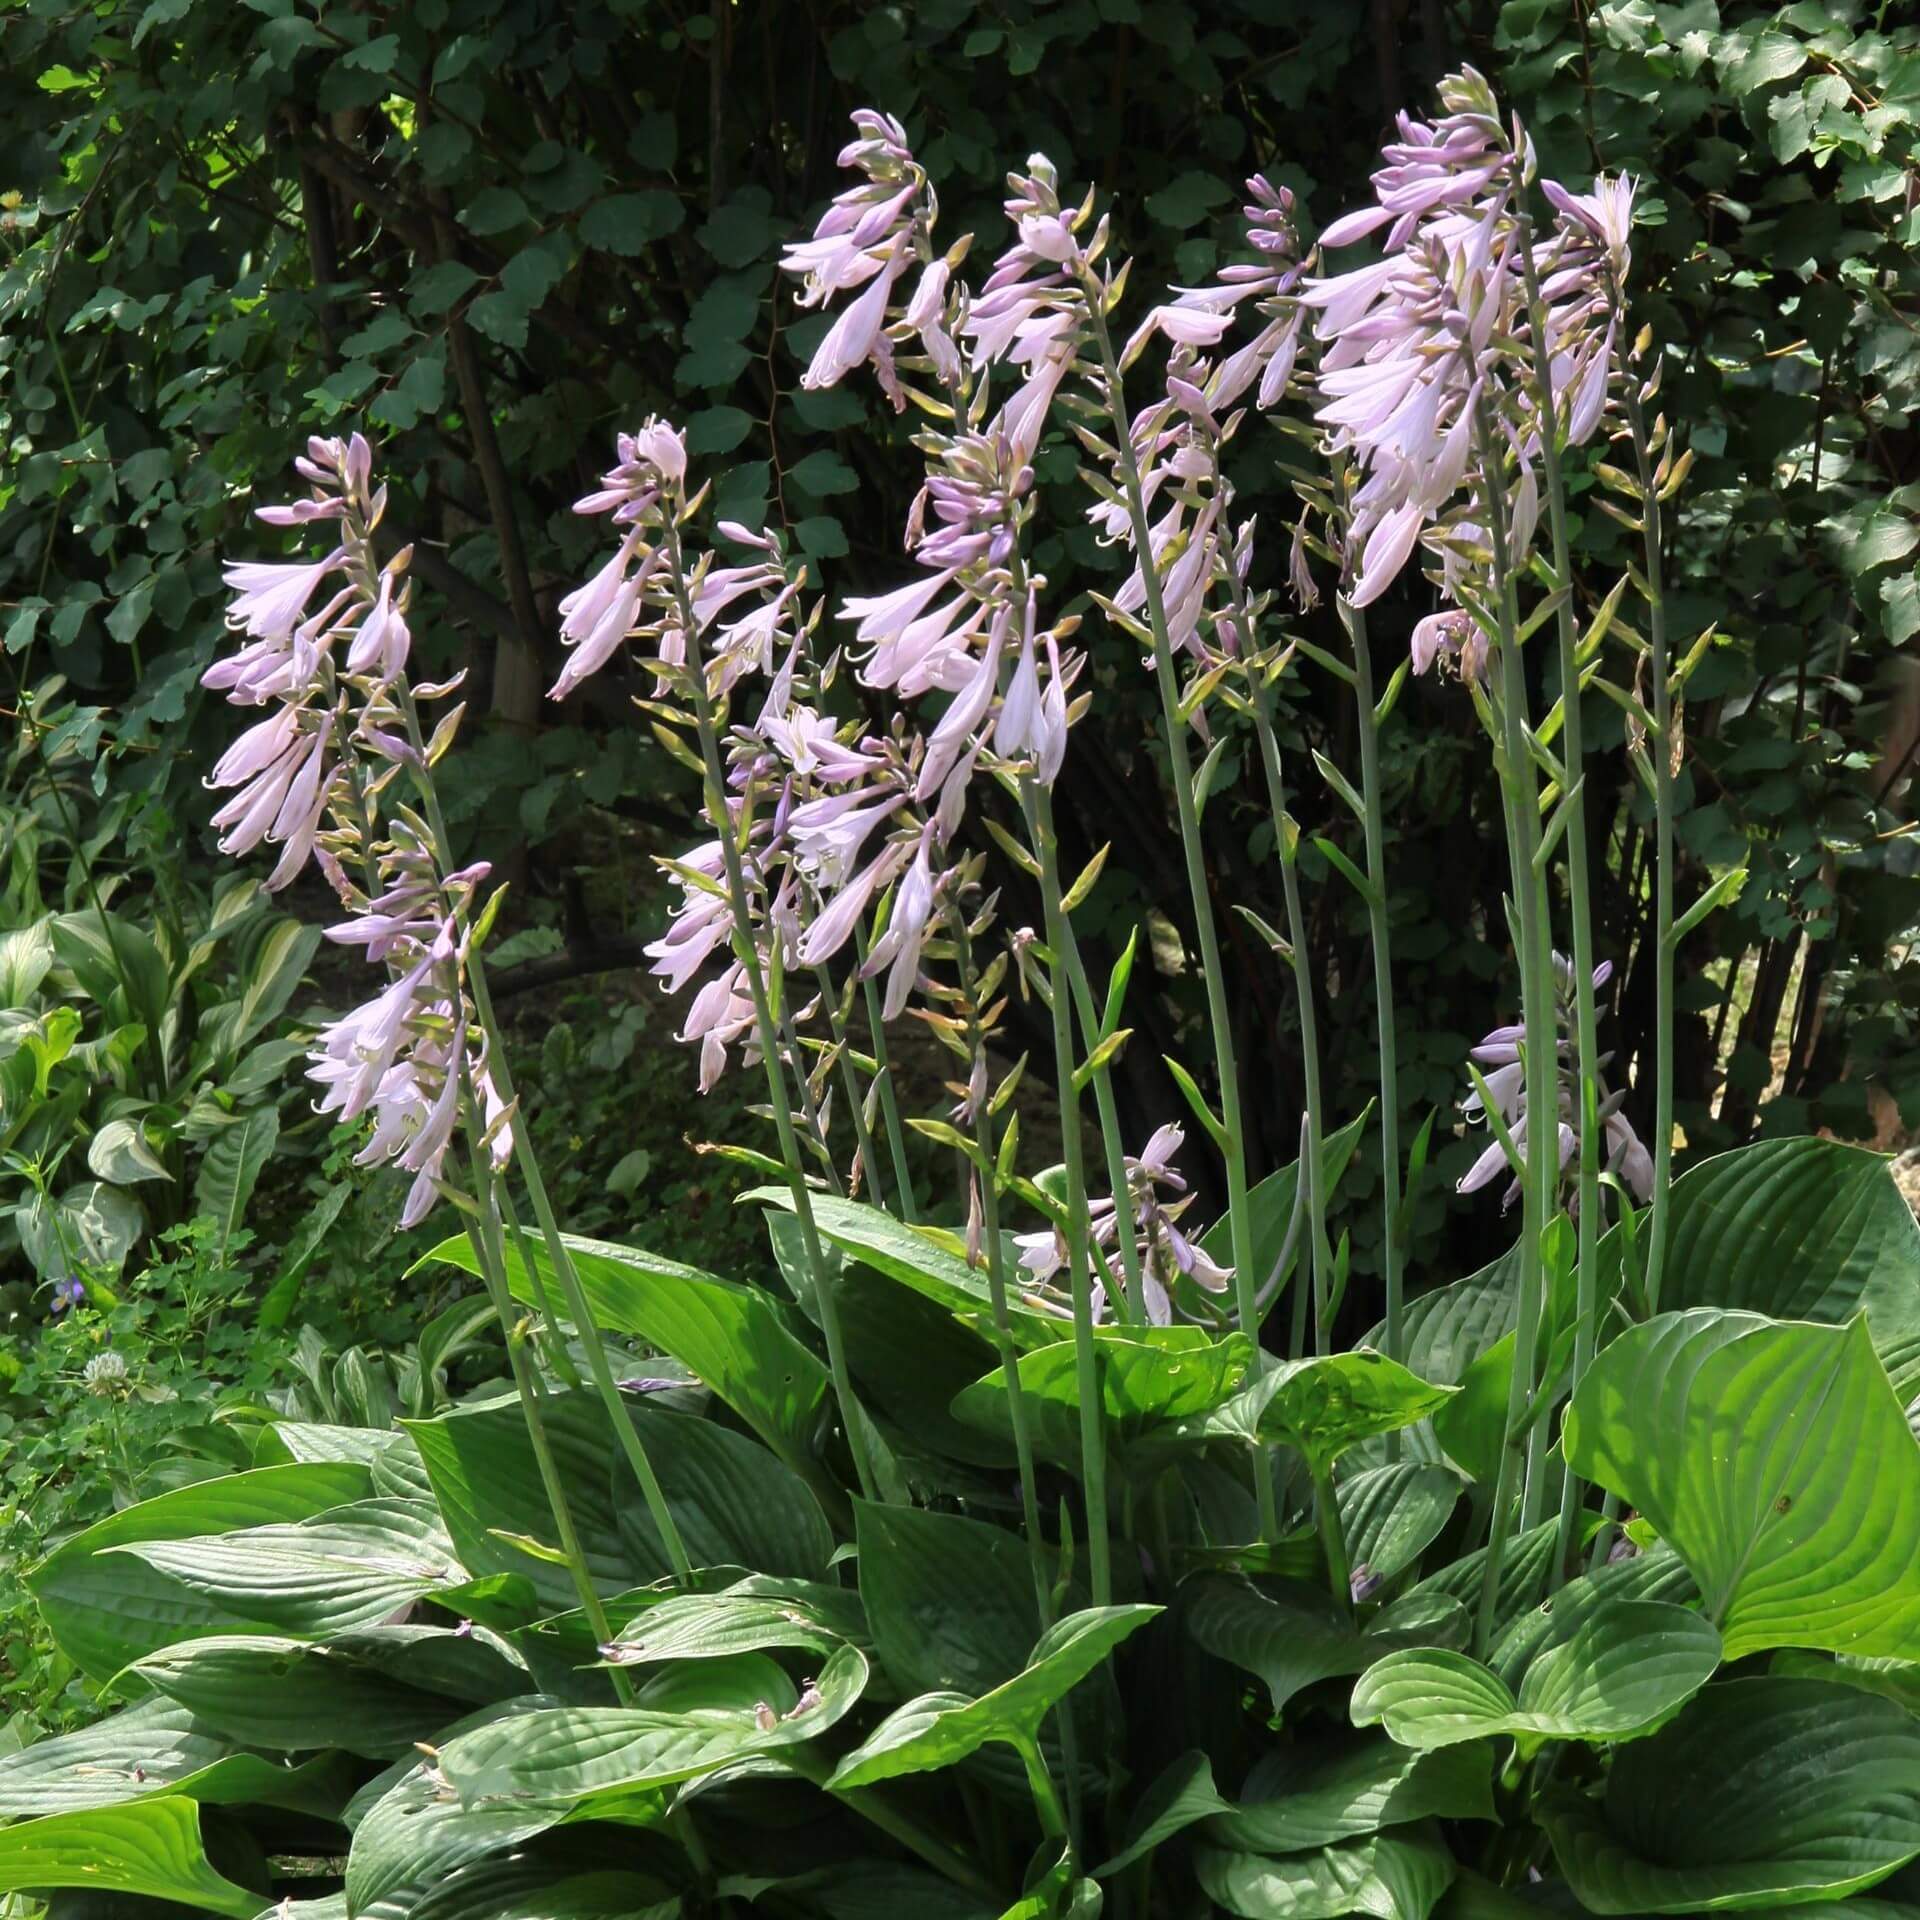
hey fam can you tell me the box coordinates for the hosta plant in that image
[6,71,1920,1920]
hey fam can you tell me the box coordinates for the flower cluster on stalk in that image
[1014,1122,1232,1326]
[1458,953,1654,1210]
[207,435,507,1228]
[1302,68,1634,665]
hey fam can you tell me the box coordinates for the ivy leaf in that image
[1144,170,1233,230]
[579,190,685,254]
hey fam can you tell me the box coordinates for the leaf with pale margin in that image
[828,1606,1160,1789]
[346,1643,868,1913]
[1565,1311,1920,1660]
[1209,1734,1496,1853]
[1197,1825,1455,1920]
[1542,1677,1920,1911]
[1352,1600,1720,1751]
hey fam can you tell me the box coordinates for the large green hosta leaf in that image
[1602,1138,1920,1391]
[1351,1600,1720,1751]
[951,1327,1256,1464]
[1487,1542,1697,1687]
[0,1798,260,1915]
[609,1574,867,1666]
[347,1642,868,1913]
[107,1498,463,1639]
[1197,1825,1455,1920]
[1169,1353,1455,1472]
[828,1606,1160,1790]
[1184,1578,1467,1715]
[1542,1677,1920,1911]
[1208,1735,1496,1853]
[855,1500,1041,1698]
[130,1635,474,1757]
[0,1696,347,1819]
[27,1461,370,1682]
[417,1227,830,1469]
[1199,1109,1374,1276]
[1339,1466,1463,1585]
[1564,1311,1920,1659]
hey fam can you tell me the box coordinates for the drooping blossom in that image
[1457,952,1653,1210]
[205,433,505,1232]
[1015,1122,1234,1326]
[1300,67,1635,640]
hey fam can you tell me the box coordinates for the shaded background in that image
[3,0,1917,1309]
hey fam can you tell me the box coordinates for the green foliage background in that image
[2,0,1917,1289]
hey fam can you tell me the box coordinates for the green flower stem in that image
[1247,679,1332,1354]
[497,1182,583,1393]
[1079,285,1274,1540]
[1021,775,1112,1607]
[660,527,884,1505]
[1342,605,1407,1372]
[1054,912,1147,1323]
[779,991,835,1172]
[456,1086,635,1704]
[1624,366,1675,1314]
[1309,1455,1353,1618]
[1017,1734,1071,1846]
[1473,404,1560,1655]
[782,1751,1001,1902]
[852,922,918,1222]
[813,962,891,1209]
[1521,239,1604,1587]
[395,690,696,1589]
[950,903,1053,1624]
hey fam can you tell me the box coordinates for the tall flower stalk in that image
[206,434,693,1664]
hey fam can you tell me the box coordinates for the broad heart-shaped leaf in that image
[1352,1600,1721,1751]
[612,1405,834,1581]
[1542,1676,1920,1912]
[1184,1577,1468,1715]
[1597,1138,1920,1392]
[1197,1824,1455,1920]
[745,1186,1060,1348]
[0,1695,347,1819]
[346,1642,867,1914]
[1097,1750,1234,1875]
[1339,1465,1464,1585]
[1488,1541,1697,1689]
[1209,1734,1496,1853]
[1194,1352,1456,1474]
[0,1797,260,1915]
[106,1497,463,1638]
[951,1327,1257,1465]
[416,1226,830,1472]
[130,1635,474,1758]
[50,908,172,1041]
[1564,1310,1920,1659]
[1366,1249,1518,1388]
[856,1500,1040,1698]
[27,1461,370,1682]
[1772,1647,1920,1715]
[828,1605,1160,1789]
